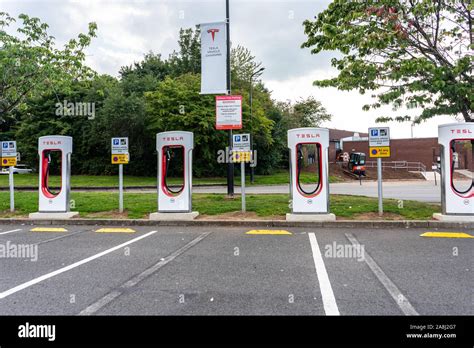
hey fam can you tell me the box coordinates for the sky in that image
[1,0,459,138]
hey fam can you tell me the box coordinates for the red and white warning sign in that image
[215,95,242,130]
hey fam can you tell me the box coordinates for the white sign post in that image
[368,128,390,216]
[1,141,17,212]
[233,134,251,212]
[200,21,227,94]
[111,138,129,213]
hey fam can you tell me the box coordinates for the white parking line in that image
[0,230,158,300]
[0,228,22,236]
[308,233,340,315]
[79,232,212,315]
[345,233,418,316]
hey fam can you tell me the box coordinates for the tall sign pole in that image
[226,0,234,197]
[377,157,383,215]
[232,133,250,212]
[111,137,129,213]
[368,127,391,217]
[1,141,17,212]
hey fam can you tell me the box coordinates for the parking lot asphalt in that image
[0,224,472,315]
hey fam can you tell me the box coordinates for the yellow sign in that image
[232,151,251,163]
[1,157,17,167]
[369,146,390,158]
[111,154,129,164]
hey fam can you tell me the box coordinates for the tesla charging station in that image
[149,131,199,220]
[29,136,78,219]
[433,123,474,222]
[286,127,335,221]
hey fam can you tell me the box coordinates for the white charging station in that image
[433,123,473,222]
[286,127,335,221]
[149,131,198,220]
[29,136,78,219]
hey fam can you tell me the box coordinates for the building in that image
[327,128,368,162]
[328,129,472,171]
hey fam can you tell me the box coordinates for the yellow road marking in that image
[31,227,68,232]
[246,230,292,235]
[95,228,136,233]
[420,232,474,239]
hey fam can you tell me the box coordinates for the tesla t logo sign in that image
[207,28,219,41]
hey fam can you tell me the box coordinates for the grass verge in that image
[0,192,439,220]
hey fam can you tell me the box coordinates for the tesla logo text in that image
[450,129,472,134]
[162,137,184,142]
[207,28,219,41]
[296,134,320,138]
[42,141,62,145]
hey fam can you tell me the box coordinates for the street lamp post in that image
[249,67,265,184]
[226,0,234,197]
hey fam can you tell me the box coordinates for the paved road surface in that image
[0,224,471,315]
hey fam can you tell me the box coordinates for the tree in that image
[302,0,473,123]
[167,27,201,76]
[90,80,154,176]
[276,97,332,129]
[119,52,170,96]
[231,45,264,83]
[267,97,332,169]
[0,12,97,120]
[145,73,274,176]
[293,96,332,127]
[14,75,117,174]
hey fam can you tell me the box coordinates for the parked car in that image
[0,164,34,174]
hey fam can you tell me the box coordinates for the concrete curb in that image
[0,218,472,229]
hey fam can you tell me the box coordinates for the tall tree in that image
[119,52,170,96]
[0,12,97,120]
[293,96,332,127]
[276,97,332,130]
[167,27,201,76]
[231,45,264,83]
[145,73,275,176]
[302,0,473,123]
[14,75,117,174]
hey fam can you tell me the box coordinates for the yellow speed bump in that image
[31,227,68,232]
[246,230,292,235]
[95,228,136,233]
[420,232,474,239]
